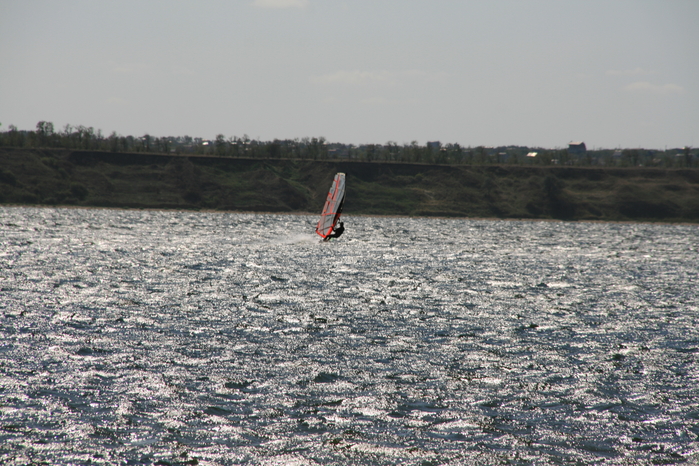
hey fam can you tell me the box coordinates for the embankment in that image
[1,148,698,222]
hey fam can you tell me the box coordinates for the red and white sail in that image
[315,173,346,239]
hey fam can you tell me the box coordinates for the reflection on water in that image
[1,206,698,465]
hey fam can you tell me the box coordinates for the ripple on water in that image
[0,206,698,465]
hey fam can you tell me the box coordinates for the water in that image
[1,206,698,465]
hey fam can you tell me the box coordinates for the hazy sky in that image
[1,0,697,149]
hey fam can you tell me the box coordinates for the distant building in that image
[568,142,586,156]
[427,141,441,149]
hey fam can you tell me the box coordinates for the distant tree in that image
[5,125,23,147]
[300,137,310,159]
[58,124,70,148]
[305,137,328,160]
[467,146,477,164]
[85,127,95,150]
[621,149,640,167]
[73,126,84,148]
[474,146,488,165]
[215,134,226,156]
[268,139,282,158]
[448,143,463,164]
[36,121,54,147]
[409,141,420,163]
[242,134,251,157]
[538,150,554,165]
[230,136,239,157]
[556,148,569,165]
[385,141,398,161]
[247,139,257,158]
[292,138,301,159]
[226,136,237,157]
[365,144,377,162]
[108,131,119,152]
[318,137,327,159]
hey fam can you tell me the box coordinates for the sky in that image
[1,0,697,149]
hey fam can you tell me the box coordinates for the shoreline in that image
[2,203,696,227]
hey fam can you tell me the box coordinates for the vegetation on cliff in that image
[2,148,698,223]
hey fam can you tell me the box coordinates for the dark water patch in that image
[224,380,254,390]
[203,406,231,417]
[313,372,342,384]
[578,440,620,458]
[76,346,112,356]
[671,346,699,354]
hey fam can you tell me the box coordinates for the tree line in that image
[0,121,696,168]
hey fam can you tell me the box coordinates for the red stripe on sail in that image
[315,173,345,239]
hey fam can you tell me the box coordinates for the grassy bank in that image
[2,148,698,222]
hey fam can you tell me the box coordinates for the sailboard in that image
[315,172,346,240]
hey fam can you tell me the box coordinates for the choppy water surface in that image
[1,207,698,465]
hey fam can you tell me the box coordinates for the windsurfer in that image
[325,221,345,241]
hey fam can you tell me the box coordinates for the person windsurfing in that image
[324,221,345,241]
[316,172,346,241]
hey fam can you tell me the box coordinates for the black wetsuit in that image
[327,222,345,240]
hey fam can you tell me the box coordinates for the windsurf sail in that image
[315,173,346,239]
